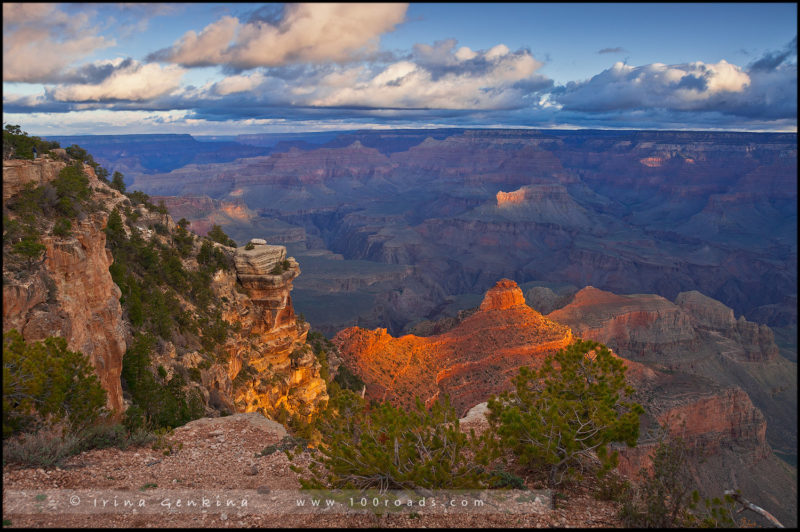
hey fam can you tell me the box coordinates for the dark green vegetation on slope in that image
[295,339,643,491]
[104,186,237,430]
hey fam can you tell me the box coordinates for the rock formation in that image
[212,239,328,420]
[120,129,795,337]
[333,277,796,526]
[2,156,68,201]
[545,285,796,456]
[3,158,127,413]
[334,279,573,415]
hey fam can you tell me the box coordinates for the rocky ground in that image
[3,413,622,528]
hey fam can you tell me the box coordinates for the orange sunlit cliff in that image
[333,279,573,415]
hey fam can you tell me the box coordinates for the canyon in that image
[334,279,797,526]
[97,129,795,347]
[8,129,795,525]
[333,279,574,415]
[3,156,326,423]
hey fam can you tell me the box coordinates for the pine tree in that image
[487,339,644,487]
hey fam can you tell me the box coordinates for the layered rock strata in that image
[216,239,327,419]
[2,156,67,201]
[334,279,573,415]
[546,286,795,455]
[3,159,127,413]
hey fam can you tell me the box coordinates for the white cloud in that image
[50,59,185,102]
[2,3,114,82]
[291,42,548,110]
[212,71,268,96]
[455,46,478,62]
[555,59,752,112]
[154,3,408,69]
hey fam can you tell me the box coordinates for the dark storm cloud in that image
[675,73,708,91]
[551,56,796,121]
[749,36,797,72]
[597,47,627,54]
[58,58,137,84]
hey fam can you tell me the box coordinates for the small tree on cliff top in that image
[207,224,236,247]
[487,339,644,487]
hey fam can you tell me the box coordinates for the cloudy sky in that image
[2,2,797,135]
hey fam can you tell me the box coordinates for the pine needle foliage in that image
[487,339,644,487]
[3,330,107,438]
[297,390,491,492]
[619,436,738,527]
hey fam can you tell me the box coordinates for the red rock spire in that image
[479,278,527,311]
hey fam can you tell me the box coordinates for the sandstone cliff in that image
[3,158,127,413]
[3,156,328,423]
[2,157,68,202]
[334,279,573,415]
[546,286,796,456]
[215,240,328,420]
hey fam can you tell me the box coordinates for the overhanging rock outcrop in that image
[222,239,327,419]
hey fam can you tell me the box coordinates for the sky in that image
[2,2,797,136]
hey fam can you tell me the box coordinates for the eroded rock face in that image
[676,290,779,362]
[2,157,67,201]
[215,240,327,420]
[547,285,794,455]
[614,368,797,527]
[3,160,127,413]
[545,284,795,523]
[479,278,527,310]
[40,213,127,413]
[334,279,573,415]
[547,287,698,357]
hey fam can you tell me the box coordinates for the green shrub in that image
[172,225,194,257]
[3,124,59,160]
[126,190,152,207]
[297,392,491,491]
[53,217,72,237]
[489,469,526,489]
[121,333,204,430]
[618,436,737,527]
[333,363,365,392]
[11,235,45,262]
[244,242,255,250]
[2,427,81,468]
[110,171,126,193]
[3,330,107,438]
[75,423,128,452]
[595,472,632,502]
[487,339,644,487]
[207,224,236,247]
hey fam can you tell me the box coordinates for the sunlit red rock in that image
[334,279,573,415]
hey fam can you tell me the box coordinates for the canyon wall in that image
[546,286,796,455]
[3,158,127,413]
